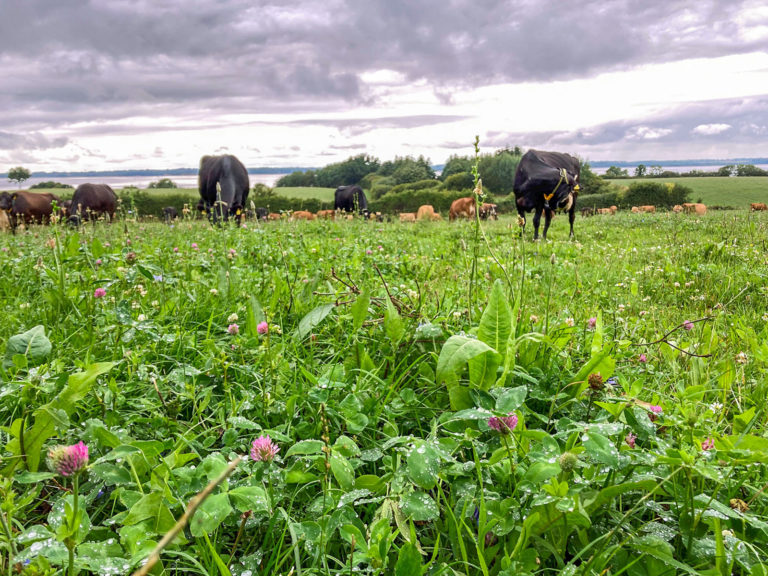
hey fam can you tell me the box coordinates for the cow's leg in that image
[541,209,553,240]
[568,206,576,239]
[532,207,543,240]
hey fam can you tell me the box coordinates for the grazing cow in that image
[68,184,117,224]
[597,208,612,215]
[581,207,596,217]
[253,207,269,220]
[416,205,436,221]
[334,185,368,214]
[684,203,707,215]
[430,213,442,221]
[479,203,498,220]
[449,197,475,221]
[399,213,416,222]
[162,206,179,222]
[291,210,316,221]
[672,205,683,213]
[316,210,336,220]
[631,205,656,213]
[513,149,580,239]
[198,154,250,223]
[268,212,282,220]
[750,203,767,211]
[0,191,60,232]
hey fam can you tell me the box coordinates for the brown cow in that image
[316,210,335,220]
[0,191,60,232]
[291,210,316,221]
[268,212,282,220]
[672,205,683,213]
[449,197,475,221]
[631,205,656,213]
[479,203,498,220]
[609,205,618,214]
[399,213,416,222]
[750,203,767,211]
[416,205,436,220]
[597,208,612,215]
[430,213,442,221]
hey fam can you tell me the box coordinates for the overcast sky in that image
[2,0,768,171]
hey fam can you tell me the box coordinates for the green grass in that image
[606,175,768,207]
[271,185,335,201]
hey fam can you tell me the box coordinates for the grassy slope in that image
[606,176,768,207]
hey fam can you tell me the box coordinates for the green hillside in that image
[606,176,768,208]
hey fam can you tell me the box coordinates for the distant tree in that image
[604,166,629,178]
[478,151,520,195]
[251,183,275,198]
[377,156,435,185]
[634,164,647,177]
[276,170,316,187]
[648,165,663,176]
[717,165,735,177]
[577,160,612,195]
[315,154,380,187]
[7,166,31,188]
[30,181,73,189]
[439,155,473,181]
[148,178,177,189]
[735,164,767,177]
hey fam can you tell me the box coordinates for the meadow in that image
[604,176,768,208]
[1,209,767,576]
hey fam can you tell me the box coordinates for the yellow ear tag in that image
[573,185,580,191]
[236,209,241,215]
[544,193,554,202]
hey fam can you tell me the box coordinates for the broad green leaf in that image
[190,492,232,537]
[330,451,355,490]
[400,491,439,521]
[395,542,423,576]
[229,485,270,513]
[582,431,619,468]
[384,299,404,344]
[570,348,614,397]
[496,386,527,412]
[3,325,51,368]
[522,462,560,485]
[436,335,501,410]
[123,493,176,534]
[294,303,334,340]
[477,279,512,359]
[285,440,325,457]
[585,480,661,513]
[351,289,370,331]
[407,441,440,490]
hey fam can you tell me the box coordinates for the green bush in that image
[442,172,474,191]
[148,178,178,189]
[370,188,477,214]
[388,179,441,195]
[29,181,73,189]
[622,181,692,208]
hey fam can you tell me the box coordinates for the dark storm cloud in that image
[2,0,766,129]
[482,96,768,158]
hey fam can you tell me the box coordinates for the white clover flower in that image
[228,313,239,323]
[709,402,723,413]
[565,318,575,327]
[210,288,219,295]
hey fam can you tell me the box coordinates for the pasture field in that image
[1,210,768,575]
[605,176,768,207]
[273,186,336,201]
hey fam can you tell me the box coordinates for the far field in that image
[605,176,768,207]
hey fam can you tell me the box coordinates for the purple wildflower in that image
[257,321,269,335]
[93,287,106,299]
[48,441,89,476]
[227,324,239,335]
[587,317,597,330]
[683,320,694,331]
[488,413,518,435]
[639,353,647,363]
[625,433,637,448]
[701,437,715,451]
[251,435,279,462]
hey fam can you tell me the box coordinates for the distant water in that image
[0,173,287,192]
[592,164,768,175]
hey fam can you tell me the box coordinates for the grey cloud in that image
[482,96,768,159]
[0,131,68,150]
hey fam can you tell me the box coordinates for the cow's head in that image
[544,169,579,212]
[0,192,14,211]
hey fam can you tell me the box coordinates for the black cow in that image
[67,184,117,225]
[513,150,580,240]
[162,206,179,222]
[198,155,250,223]
[254,207,269,220]
[334,185,368,214]
[0,191,60,233]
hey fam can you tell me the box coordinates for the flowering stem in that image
[68,473,80,576]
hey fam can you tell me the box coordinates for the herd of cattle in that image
[1,150,767,236]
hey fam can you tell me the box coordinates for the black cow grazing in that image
[198,155,250,223]
[68,184,118,225]
[163,206,179,222]
[513,150,580,240]
[254,207,269,220]
[334,185,368,214]
[0,191,60,233]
